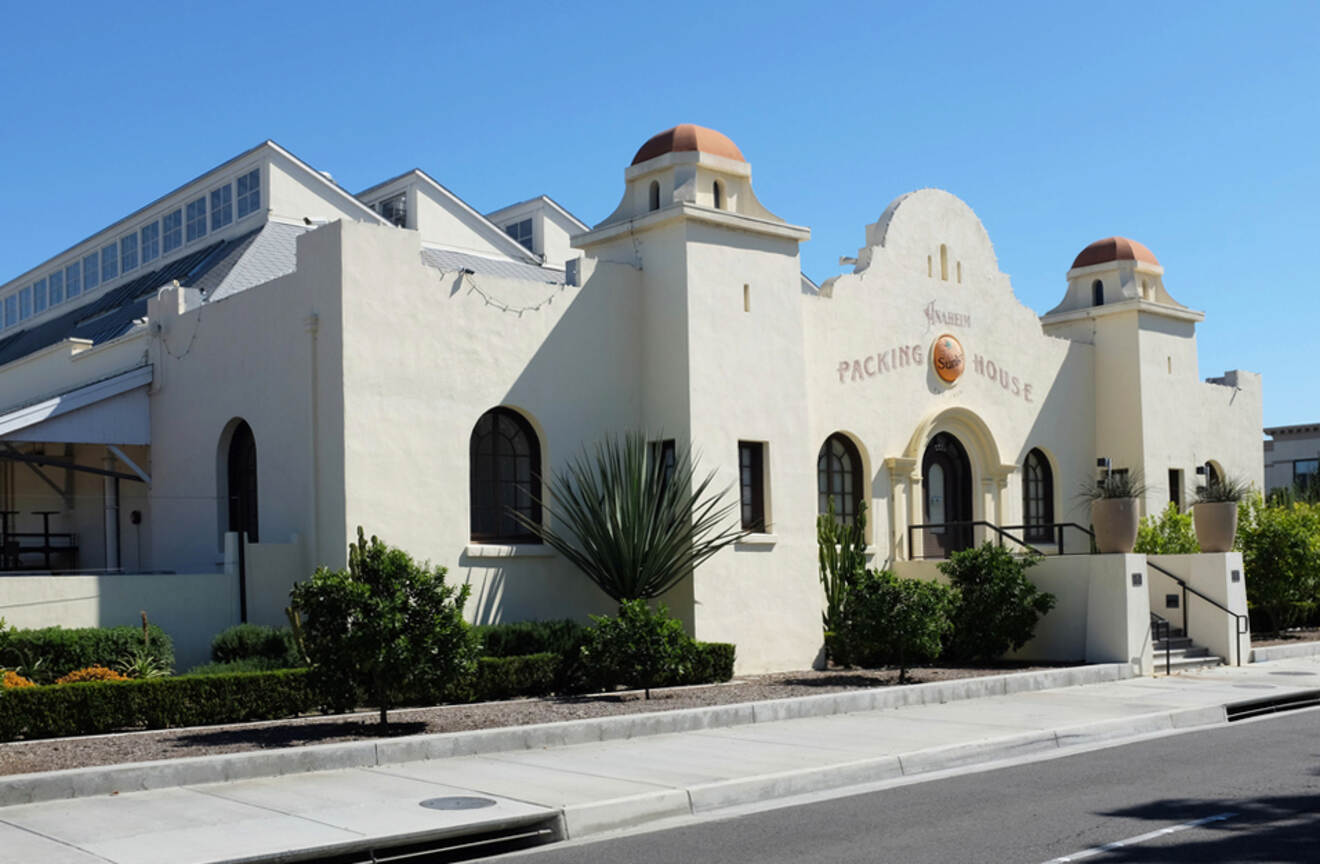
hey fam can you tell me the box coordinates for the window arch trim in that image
[817,433,864,527]
[1022,447,1054,544]
[470,407,542,544]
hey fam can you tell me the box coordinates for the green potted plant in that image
[1081,471,1147,554]
[1193,474,1250,552]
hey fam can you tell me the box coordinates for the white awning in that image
[0,365,152,444]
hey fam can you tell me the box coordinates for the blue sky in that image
[1,1,1315,427]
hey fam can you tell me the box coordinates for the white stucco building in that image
[0,126,1262,671]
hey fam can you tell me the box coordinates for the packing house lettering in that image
[0,125,1262,675]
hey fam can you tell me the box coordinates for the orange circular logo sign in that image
[932,334,965,383]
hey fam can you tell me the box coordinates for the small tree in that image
[580,599,691,699]
[291,527,479,724]
[844,570,956,682]
[1135,502,1200,554]
[818,499,868,664]
[1237,495,1320,633]
[514,433,747,602]
[939,543,1055,662]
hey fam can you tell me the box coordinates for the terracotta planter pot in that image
[1193,501,1239,553]
[1091,498,1139,553]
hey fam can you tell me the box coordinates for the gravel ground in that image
[0,663,1066,777]
[1251,628,1320,648]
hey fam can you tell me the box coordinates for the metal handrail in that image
[1151,612,1173,675]
[907,520,1043,559]
[1147,559,1248,667]
[907,521,1096,559]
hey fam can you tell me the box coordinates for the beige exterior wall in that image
[0,572,238,670]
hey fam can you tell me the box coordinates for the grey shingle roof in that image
[0,230,259,369]
[421,248,564,284]
[200,222,306,301]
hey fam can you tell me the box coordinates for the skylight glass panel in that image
[186,197,207,242]
[141,222,160,263]
[236,169,260,218]
[120,234,138,272]
[4,295,15,328]
[163,209,182,253]
[19,286,31,319]
[32,279,46,313]
[101,243,118,282]
[49,270,63,305]
[83,253,99,291]
[211,185,233,229]
[66,261,81,298]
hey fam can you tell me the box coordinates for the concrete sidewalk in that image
[1,656,1317,864]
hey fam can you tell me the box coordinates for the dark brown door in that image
[922,432,972,557]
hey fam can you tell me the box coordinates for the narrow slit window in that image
[713,180,723,210]
[739,441,766,532]
[743,283,750,312]
[648,180,660,212]
[1092,280,1104,306]
[940,244,948,280]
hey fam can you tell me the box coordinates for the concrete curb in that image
[0,663,1132,807]
[568,703,1230,838]
[1250,641,1320,663]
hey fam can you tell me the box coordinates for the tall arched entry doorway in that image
[225,420,258,622]
[227,421,259,544]
[922,431,972,557]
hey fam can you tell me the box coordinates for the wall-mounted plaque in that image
[932,334,965,383]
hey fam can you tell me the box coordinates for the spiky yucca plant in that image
[513,433,747,602]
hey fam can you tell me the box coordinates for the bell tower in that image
[572,125,819,672]
[1041,237,1206,513]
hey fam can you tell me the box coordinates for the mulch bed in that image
[1251,628,1320,648]
[0,663,1069,777]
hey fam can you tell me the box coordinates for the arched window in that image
[648,180,660,212]
[817,434,863,525]
[712,180,723,210]
[1092,279,1104,306]
[940,244,949,281]
[1022,448,1053,544]
[227,420,259,543]
[470,408,541,543]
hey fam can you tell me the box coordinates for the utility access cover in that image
[419,796,498,811]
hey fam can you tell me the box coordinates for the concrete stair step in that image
[1154,637,1194,650]
[1155,654,1225,674]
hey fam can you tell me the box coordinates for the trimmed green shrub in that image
[210,624,302,667]
[681,641,737,685]
[939,544,1055,662]
[0,669,313,742]
[472,653,560,701]
[0,624,173,685]
[1135,502,1200,554]
[580,600,692,698]
[291,528,479,724]
[839,569,957,681]
[473,620,585,659]
[187,658,293,676]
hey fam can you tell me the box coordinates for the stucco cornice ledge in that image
[575,203,809,249]
[462,544,556,559]
[1040,299,1204,327]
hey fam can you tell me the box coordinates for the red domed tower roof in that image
[631,124,745,166]
[1071,236,1160,269]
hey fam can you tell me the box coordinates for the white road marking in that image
[1041,812,1236,863]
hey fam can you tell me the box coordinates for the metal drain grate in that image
[1268,670,1317,676]
[1226,688,1320,722]
[282,815,562,863]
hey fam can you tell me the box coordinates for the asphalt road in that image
[504,707,1320,864]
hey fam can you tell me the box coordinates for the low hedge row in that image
[0,642,738,741]
[472,652,560,700]
[0,624,174,684]
[0,669,313,742]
